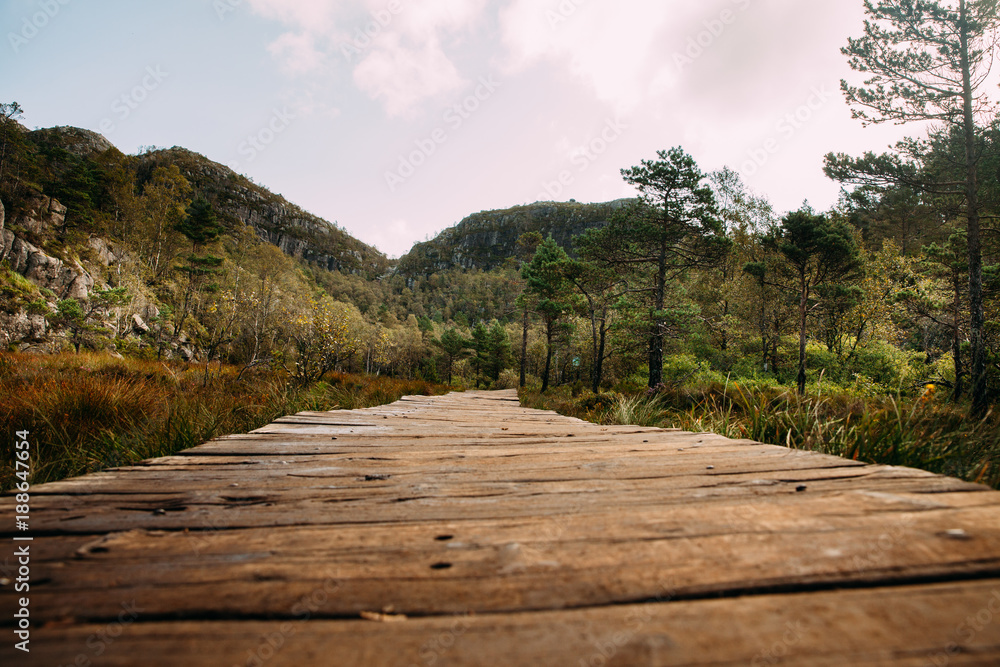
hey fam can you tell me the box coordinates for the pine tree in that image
[485,320,512,383]
[176,197,222,250]
[580,147,729,387]
[521,237,573,393]
[435,327,470,385]
[827,0,1000,412]
[763,209,862,394]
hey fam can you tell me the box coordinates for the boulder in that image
[18,239,94,300]
[131,314,150,335]
[14,195,67,236]
[0,311,47,347]
[87,236,118,266]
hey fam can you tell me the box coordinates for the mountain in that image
[0,122,396,353]
[395,199,632,277]
[27,126,390,277]
[135,146,390,277]
[0,117,628,354]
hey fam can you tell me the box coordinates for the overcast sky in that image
[3,0,949,257]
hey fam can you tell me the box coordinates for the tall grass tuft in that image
[607,394,667,428]
[520,383,1000,490]
[0,353,449,491]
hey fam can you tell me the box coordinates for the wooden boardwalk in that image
[3,389,1000,665]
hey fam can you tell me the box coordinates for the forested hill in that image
[395,199,632,277]
[25,126,390,277]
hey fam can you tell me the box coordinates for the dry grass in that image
[0,353,449,491]
[521,383,1000,489]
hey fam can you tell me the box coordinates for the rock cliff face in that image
[1,125,392,350]
[0,195,165,350]
[395,199,632,276]
[33,126,114,158]
[0,195,95,300]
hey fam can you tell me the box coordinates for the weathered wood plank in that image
[6,580,1000,666]
[14,497,1000,621]
[2,389,1000,666]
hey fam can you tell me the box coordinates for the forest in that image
[2,1,1000,489]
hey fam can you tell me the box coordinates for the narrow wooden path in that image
[3,390,1000,665]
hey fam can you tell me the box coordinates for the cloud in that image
[246,0,488,116]
[353,34,464,118]
[391,0,488,36]
[246,0,336,31]
[267,32,326,75]
[499,0,678,110]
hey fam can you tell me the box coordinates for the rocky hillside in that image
[0,120,393,353]
[395,200,632,277]
[0,194,155,349]
[27,126,390,277]
[136,145,389,276]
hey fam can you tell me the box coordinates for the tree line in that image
[2,0,999,409]
[514,1,1000,413]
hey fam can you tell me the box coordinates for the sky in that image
[1,0,952,258]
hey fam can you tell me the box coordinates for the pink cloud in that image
[247,0,488,116]
[500,0,679,111]
[353,34,464,118]
[267,32,326,75]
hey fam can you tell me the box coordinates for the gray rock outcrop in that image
[0,310,47,348]
[1,196,95,300]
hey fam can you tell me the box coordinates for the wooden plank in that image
[13,496,1000,621]
[7,580,1000,666]
[2,389,1000,666]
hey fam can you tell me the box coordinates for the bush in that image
[662,354,702,384]
[494,368,520,390]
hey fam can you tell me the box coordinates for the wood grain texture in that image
[2,389,1000,666]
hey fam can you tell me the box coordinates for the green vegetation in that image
[520,381,1000,490]
[828,0,999,412]
[0,353,449,491]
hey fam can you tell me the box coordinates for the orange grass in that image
[0,353,449,491]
